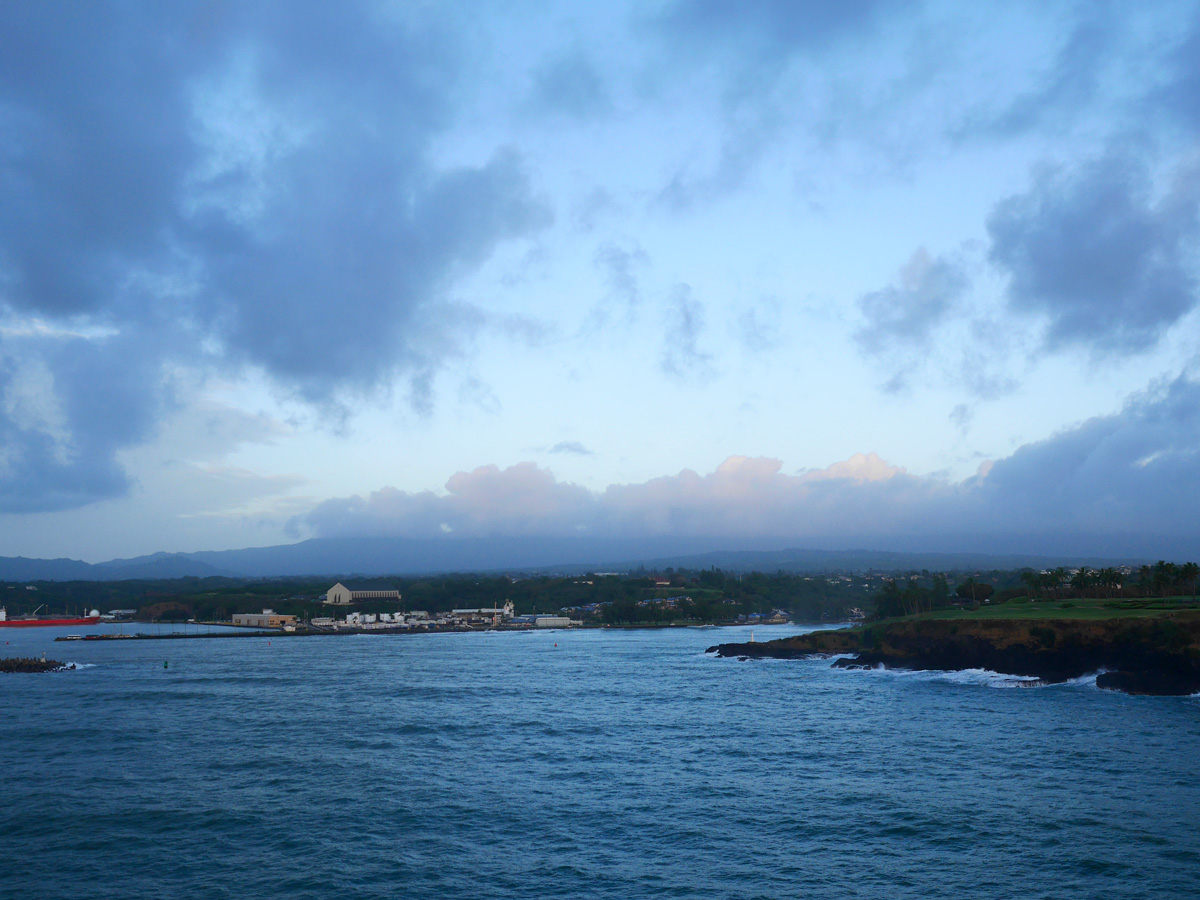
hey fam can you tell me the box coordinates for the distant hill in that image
[0,556,98,581]
[614,547,1156,574]
[93,552,237,580]
[0,535,1173,583]
[0,552,233,582]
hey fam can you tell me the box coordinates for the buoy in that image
[164,660,168,669]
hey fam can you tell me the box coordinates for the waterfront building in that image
[451,599,516,625]
[232,609,297,627]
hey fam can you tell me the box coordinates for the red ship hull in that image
[0,616,101,627]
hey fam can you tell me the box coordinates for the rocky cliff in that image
[709,615,1200,695]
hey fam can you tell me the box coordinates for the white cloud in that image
[300,376,1200,551]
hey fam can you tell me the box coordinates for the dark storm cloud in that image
[976,376,1200,533]
[987,153,1200,353]
[0,1,548,511]
[0,327,170,511]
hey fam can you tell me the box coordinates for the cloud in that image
[529,51,611,119]
[647,0,900,211]
[1148,9,1200,134]
[974,375,1200,533]
[0,2,550,510]
[949,403,973,433]
[302,461,597,539]
[988,152,1200,354]
[736,296,783,352]
[655,0,890,77]
[855,247,987,394]
[299,376,1200,548]
[959,8,1115,138]
[594,241,649,310]
[0,325,171,511]
[660,284,713,378]
[799,452,904,483]
[549,441,594,456]
[856,248,969,356]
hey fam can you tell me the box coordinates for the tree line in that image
[870,560,1200,619]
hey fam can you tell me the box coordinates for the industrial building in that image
[451,599,516,625]
[325,583,402,605]
[232,609,297,627]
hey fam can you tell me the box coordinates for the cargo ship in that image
[0,606,101,627]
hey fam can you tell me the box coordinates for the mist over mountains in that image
[0,534,1188,583]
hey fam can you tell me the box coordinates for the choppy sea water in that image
[2,623,1199,900]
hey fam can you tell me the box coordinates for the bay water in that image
[2,623,1198,899]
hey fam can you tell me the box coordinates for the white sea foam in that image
[1044,671,1103,689]
[59,662,97,671]
[842,664,1113,690]
[840,664,1042,689]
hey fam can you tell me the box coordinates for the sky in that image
[2,0,1200,563]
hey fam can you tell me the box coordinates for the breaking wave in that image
[837,664,1109,689]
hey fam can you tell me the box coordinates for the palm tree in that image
[1139,565,1154,598]
[1040,570,1058,600]
[1020,570,1041,601]
[1070,567,1092,597]
[1052,567,1067,599]
[1097,567,1122,599]
[1154,560,1179,598]
[1181,562,1199,602]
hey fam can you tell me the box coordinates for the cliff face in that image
[710,616,1200,695]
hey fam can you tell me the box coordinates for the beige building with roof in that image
[325,583,402,605]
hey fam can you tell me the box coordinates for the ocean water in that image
[2,623,1199,900]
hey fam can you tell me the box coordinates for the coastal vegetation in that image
[709,560,1200,696]
[869,560,1200,620]
[0,569,870,625]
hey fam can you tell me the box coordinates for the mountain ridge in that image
[0,536,1171,582]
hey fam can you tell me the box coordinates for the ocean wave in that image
[842,664,1043,689]
[1044,671,1103,689]
[841,664,1116,690]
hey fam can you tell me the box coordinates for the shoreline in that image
[56,620,834,642]
[709,615,1200,696]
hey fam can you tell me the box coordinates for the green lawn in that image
[907,596,1200,622]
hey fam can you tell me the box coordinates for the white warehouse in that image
[325,583,402,605]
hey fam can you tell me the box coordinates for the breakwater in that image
[710,615,1200,695]
[1,656,74,673]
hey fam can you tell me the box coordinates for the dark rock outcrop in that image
[1,657,74,673]
[710,615,1200,696]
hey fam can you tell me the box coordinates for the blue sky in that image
[2,0,1200,562]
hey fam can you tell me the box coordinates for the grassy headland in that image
[710,598,1200,696]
